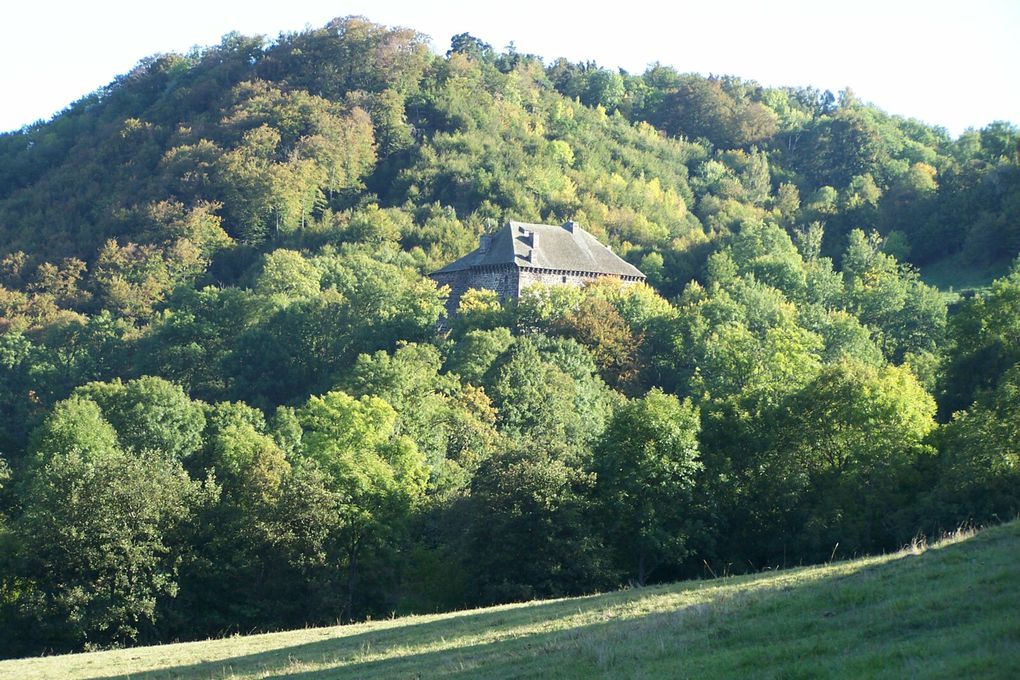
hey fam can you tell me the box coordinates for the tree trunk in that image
[343,537,360,623]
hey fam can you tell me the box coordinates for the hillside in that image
[1,17,1018,280]
[2,520,1017,679]
[2,15,1020,661]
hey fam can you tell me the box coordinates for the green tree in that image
[200,401,289,503]
[770,360,936,555]
[10,398,207,650]
[445,327,514,384]
[163,401,289,639]
[137,286,262,402]
[582,69,626,111]
[939,264,1020,416]
[260,17,430,99]
[451,288,509,335]
[487,336,615,457]
[593,389,701,584]
[464,447,612,603]
[74,377,206,461]
[930,363,1020,525]
[255,249,322,299]
[296,390,427,619]
[341,343,500,492]
[652,76,778,148]
[448,33,495,61]
[842,229,947,362]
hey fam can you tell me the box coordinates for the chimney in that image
[519,230,538,262]
[479,234,492,253]
[563,220,578,233]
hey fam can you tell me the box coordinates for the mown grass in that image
[2,521,1018,679]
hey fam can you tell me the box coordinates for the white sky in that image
[2,0,1018,136]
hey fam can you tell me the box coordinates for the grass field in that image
[920,253,1012,297]
[2,521,1017,679]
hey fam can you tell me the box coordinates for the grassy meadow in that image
[2,521,1017,679]
[920,253,1013,297]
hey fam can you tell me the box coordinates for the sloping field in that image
[920,253,1013,296]
[2,521,1017,679]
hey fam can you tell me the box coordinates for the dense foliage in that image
[0,17,1017,657]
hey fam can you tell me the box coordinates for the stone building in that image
[430,220,645,317]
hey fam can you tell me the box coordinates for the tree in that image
[255,249,322,299]
[260,17,430,99]
[451,288,508,335]
[228,248,446,408]
[593,389,701,584]
[10,398,207,651]
[162,401,289,639]
[200,401,289,503]
[666,272,824,405]
[27,396,120,462]
[340,343,500,493]
[769,360,936,555]
[796,109,887,189]
[930,363,1020,525]
[487,336,615,457]
[979,120,1020,160]
[939,264,1020,416]
[314,248,446,352]
[652,76,777,148]
[296,390,427,619]
[90,240,183,320]
[448,33,495,62]
[728,220,807,297]
[137,286,262,402]
[464,447,612,603]
[555,295,644,393]
[74,377,206,461]
[446,327,514,384]
[842,229,947,362]
[213,125,314,242]
[582,69,625,111]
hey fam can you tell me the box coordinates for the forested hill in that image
[1,18,1018,279]
[0,16,1018,661]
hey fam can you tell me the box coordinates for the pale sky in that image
[2,0,1017,136]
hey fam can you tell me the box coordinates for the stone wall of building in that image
[431,265,643,324]
[431,265,519,318]
[517,267,643,293]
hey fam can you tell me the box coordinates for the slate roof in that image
[432,220,645,278]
